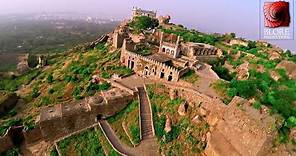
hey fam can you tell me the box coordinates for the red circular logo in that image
[264,1,290,28]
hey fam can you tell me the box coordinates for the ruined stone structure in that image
[158,15,171,25]
[121,39,189,82]
[38,88,134,141]
[113,24,129,49]
[159,32,181,58]
[228,39,248,47]
[36,55,47,69]
[180,42,223,62]
[118,30,221,81]
[0,92,18,117]
[132,7,156,19]
[16,54,30,74]
[205,96,278,156]
[113,8,223,82]
[0,85,136,154]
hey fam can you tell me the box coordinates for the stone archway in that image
[168,72,173,81]
[144,66,149,76]
[96,114,103,122]
[160,69,165,79]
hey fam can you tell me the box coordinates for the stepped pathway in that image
[138,86,154,140]
[98,85,158,156]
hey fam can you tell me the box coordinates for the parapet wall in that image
[0,93,19,117]
[0,129,14,154]
[22,125,43,145]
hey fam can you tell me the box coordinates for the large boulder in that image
[290,128,296,141]
[192,115,202,124]
[178,102,188,116]
[198,107,208,117]
[276,60,296,79]
[164,115,172,133]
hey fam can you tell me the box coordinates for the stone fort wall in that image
[0,86,136,154]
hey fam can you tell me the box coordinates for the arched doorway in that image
[95,114,103,122]
[168,72,173,81]
[160,69,165,79]
[144,66,149,76]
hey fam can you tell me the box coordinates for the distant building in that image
[132,7,157,19]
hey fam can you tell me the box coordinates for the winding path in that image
[99,120,135,156]
[98,85,158,156]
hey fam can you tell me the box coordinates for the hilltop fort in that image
[0,7,295,156]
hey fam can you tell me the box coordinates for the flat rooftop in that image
[147,53,172,63]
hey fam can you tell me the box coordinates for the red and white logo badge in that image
[264,1,290,28]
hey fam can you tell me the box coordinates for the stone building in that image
[119,31,221,81]
[159,32,181,58]
[180,42,223,62]
[113,8,223,82]
[121,38,189,82]
[132,7,157,19]
[113,24,129,49]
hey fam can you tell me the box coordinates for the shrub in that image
[252,101,262,110]
[153,106,166,139]
[31,87,40,98]
[47,74,54,83]
[212,66,234,81]
[101,71,111,79]
[50,149,59,156]
[164,125,181,143]
[39,96,52,106]
[28,54,38,68]
[129,124,140,144]
[285,116,296,128]
[48,88,55,94]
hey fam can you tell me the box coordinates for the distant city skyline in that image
[0,0,295,52]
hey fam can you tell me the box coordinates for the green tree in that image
[28,54,38,68]
[129,16,159,32]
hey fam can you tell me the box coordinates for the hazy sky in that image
[0,0,295,52]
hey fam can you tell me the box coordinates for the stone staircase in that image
[138,87,154,140]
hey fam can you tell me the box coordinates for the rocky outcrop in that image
[169,89,178,100]
[236,62,249,80]
[164,115,172,133]
[276,60,296,79]
[0,92,18,117]
[177,102,188,116]
[192,115,202,124]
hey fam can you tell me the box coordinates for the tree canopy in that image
[129,16,159,32]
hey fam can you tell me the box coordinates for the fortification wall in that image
[167,86,226,126]
[0,132,14,154]
[23,125,43,145]
[0,93,18,117]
